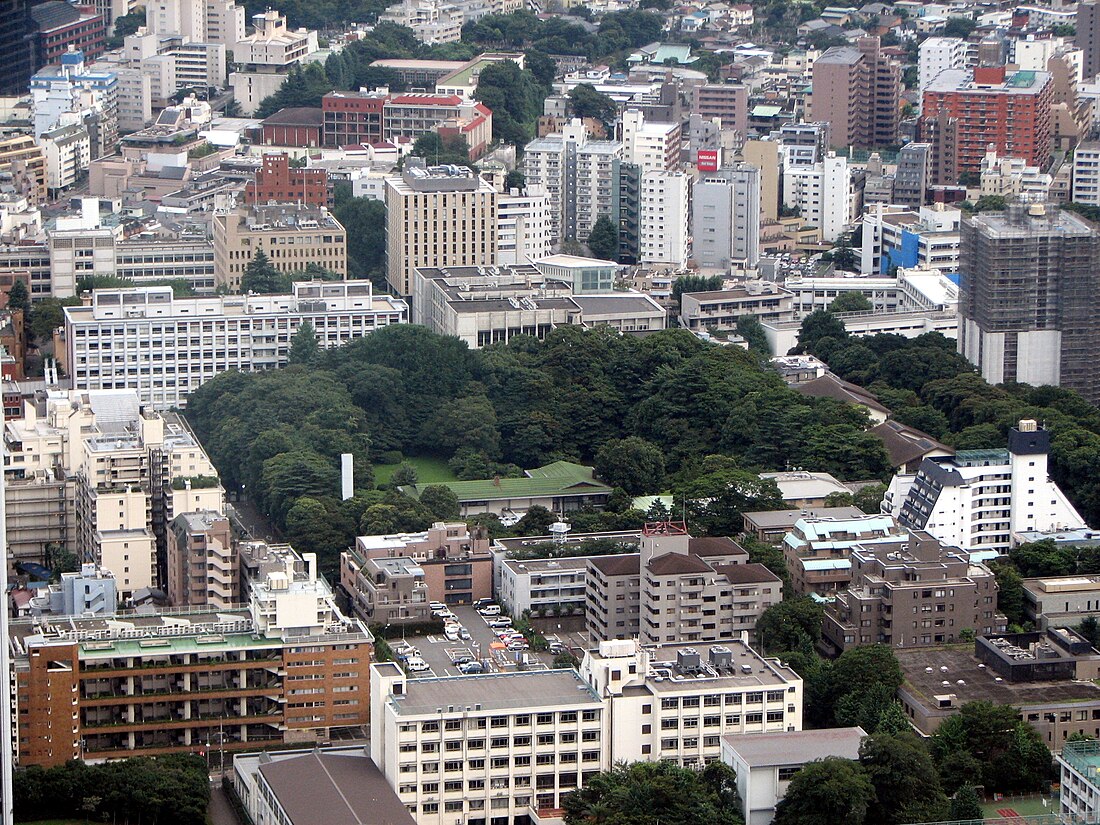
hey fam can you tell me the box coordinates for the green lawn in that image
[980,794,1058,818]
[373,456,457,486]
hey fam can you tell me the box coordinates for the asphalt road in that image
[208,782,240,825]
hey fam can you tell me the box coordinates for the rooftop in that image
[254,749,416,825]
[722,727,866,767]
[391,669,602,715]
[743,506,866,529]
[401,461,611,503]
[898,646,1100,709]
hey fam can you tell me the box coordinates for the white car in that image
[405,657,430,673]
[506,641,530,651]
[487,618,513,629]
[459,628,472,641]
[429,601,446,611]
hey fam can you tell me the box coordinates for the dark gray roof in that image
[395,670,602,715]
[722,727,866,767]
[262,107,325,126]
[572,295,661,315]
[258,751,416,825]
[30,1,82,30]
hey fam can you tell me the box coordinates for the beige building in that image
[213,204,346,290]
[0,135,48,204]
[168,511,237,608]
[3,389,224,598]
[384,160,497,297]
[229,10,319,115]
[586,523,781,647]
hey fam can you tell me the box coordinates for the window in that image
[778,767,801,781]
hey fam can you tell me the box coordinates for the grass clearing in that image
[373,456,457,486]
[979,794,1058,819]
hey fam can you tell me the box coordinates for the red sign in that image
[697,149,719,171]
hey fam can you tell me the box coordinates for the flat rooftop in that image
[743,506,866,529]
[392,670,602,715]
[898,647,1100,708]
[722,727,866,767]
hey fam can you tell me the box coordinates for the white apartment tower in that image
[523,119,623,244]
[1072,142,1100,205]
[621,108,682,172]
[497,187,552,266]
[918,37,969,104]
[640,170,691,267]
[693,164,761,269]
[782,151,850,243]
[894,420,1087,554]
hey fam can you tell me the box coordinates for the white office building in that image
[693,164,761,269]
[147,0,245,45]
[64,281,408,408]
[891,419,1087,555]
[782,151,849,242]
[497,187,552,266]
[370,639,804,823]
[621,108,681,172]
[640,170,691,267]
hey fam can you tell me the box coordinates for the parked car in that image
[405,657,430,673]
[445,626,460,642]
[548,642,566,655]
[473,598,494,609]
[506,641,530,651]
[487,618,513,629]
[459,628,472,641]
[429,601,446,611]
[394,645,420,660]
[458,662,485,674]
[451,654,474,665]
[478,605,502,616]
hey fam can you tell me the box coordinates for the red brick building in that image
[30,1,106,66]
[323,90,386,147]
[920,66,1054,175]
[259,107,324,148]
[244,154,329,207]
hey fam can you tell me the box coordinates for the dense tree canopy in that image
[563,761,744,825]
[14,755,209,825]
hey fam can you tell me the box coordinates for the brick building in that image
[811,36,901,150]
[259,107,324,148]
[323,90,386,147]
[244,153,328,207]
[920,66,1053,174]
[30,1,106,67]
[11,548,372,767]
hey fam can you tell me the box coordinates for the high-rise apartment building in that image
[691,84,748,135]
[1072,142,1100,205]
[1078,1,1100,81]
[497,187,552,266]
[384,161,497,297]
[822,530,1004,651]
[621,109,682,172]
[146,0,245,46]
[64,282,407,408]
[811,36,900,150]
[782,151,850,242]
[523,119,623,244]
[11,544,372,767]
[0,0,37,96]
[639,170,690,267]
[168,511,237,608]
[920,67,1053,175]
[693,164,761,269]
[958,204,1100,402]
[893,142,931,208]
[918,37,969,99]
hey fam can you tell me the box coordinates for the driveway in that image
[208,782,240,825]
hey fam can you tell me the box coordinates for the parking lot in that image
[395,605,563,679]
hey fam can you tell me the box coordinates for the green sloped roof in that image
[401,462,611,502]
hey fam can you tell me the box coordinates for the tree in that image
[241,250,284,294]
[774,757,874,825]
[6,279,29,313]
[931,701,1052,794]
[943,16,977,37]
[27,296,80,342]
[594,436,665,495]
[473,60,545,145]
[391,462,419,487]
[854,483,887,514]
[859,734,950,825]
[735,315,770,353]
[950,785,983,821]
[517,504,556,535]
[505,169,525,190]
[829,291,872,313]
[567,83,617,127]
[827,238,859,272]
[824,491,855,507]
[410,131,471,166]
[795,310,848,354]
[562,760,744,825]
[289,321,320,364]
[990,562,1027,627]
[673,274,723,307]
[333,196,387,286]
[586,214,619,261]
[755,597,824,655]
[419,484,461,520]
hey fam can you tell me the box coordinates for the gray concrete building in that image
[692,165,762,269]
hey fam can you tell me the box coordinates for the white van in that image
[478,604,501,616]
[445,625,460,641]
